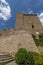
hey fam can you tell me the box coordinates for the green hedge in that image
[15,48,27,64]
[14,48,43,65]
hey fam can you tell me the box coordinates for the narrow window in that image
[32,25,34,29]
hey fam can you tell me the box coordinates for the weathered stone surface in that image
[0,30,39,53]
[38,46,43,52]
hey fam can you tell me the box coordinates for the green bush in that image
[33,52,40,65]
[26,51,35,65]
[27,52,43,65]
[39,52,43,65]
[15,48,43,65]
[26,51,40,65]
[15,48,27,64]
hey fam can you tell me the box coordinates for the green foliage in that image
[15,48,27,64]
[15,48,43,65]
[33,52,40,65]
[32,33,43,46]
[26,51,35,65]
[40,52,43,64]
[26,51,40,65]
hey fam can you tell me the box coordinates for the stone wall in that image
[0,30,39,53]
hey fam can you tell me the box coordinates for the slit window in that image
[32,25,34,29]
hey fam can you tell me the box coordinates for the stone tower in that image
[16,12,43,34]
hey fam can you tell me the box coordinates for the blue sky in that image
[0,0,43,31]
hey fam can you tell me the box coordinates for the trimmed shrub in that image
[15,48,43,65]
[26,51,35,65]
[26,51,40,65]
[15,48,27,64]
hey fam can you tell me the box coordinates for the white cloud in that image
[0,0,11,21]
[23,9,34,14]
[38,12,43,25]
[28,9,33,14]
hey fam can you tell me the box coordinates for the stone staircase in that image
[0,53,13,64]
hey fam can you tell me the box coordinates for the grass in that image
[32,33,43,46]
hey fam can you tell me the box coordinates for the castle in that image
[0,12,43,54]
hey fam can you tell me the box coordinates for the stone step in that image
[0,54,13,64]
[0,57,12,61]
[0,55,11,58]
[0,58,13,63]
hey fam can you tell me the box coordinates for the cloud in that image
[27,9,34,14]
[38,12,43,25]
[0,0,11,21]
[23,9,34,14]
